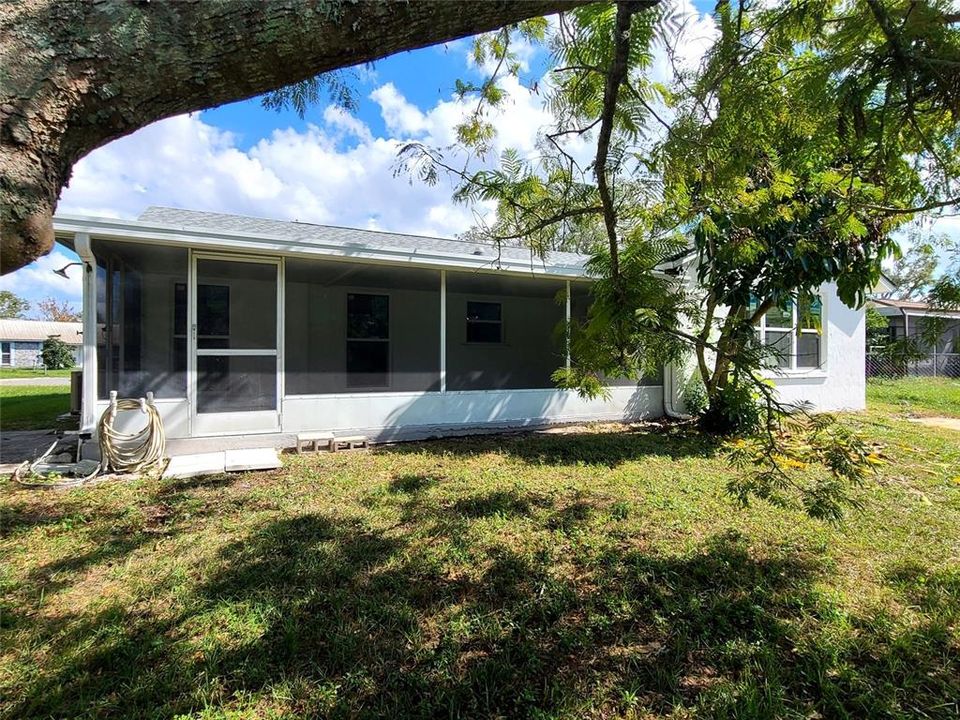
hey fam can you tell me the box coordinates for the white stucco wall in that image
[765,283,865,411]
[283,385,663,441]
[670,275,866,414]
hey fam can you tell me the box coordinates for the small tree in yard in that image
[35,297,81,323]
[399,0,957,520]
[41,337,74,370]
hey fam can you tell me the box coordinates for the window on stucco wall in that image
[751,295,823,370]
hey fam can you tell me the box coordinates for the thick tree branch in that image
[489,205,604,241]
[595,1,643,282]
[1,0,602,273]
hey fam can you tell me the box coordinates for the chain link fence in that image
[867,348,960,379]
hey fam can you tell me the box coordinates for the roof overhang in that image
[54,214,591,280]
[868,300,960,320]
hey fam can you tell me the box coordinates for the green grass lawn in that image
[0,367,75,379]
[1,400,958,719]
[0,384,73,431]
[867,376,960,417]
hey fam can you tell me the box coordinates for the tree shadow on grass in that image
[1,473,242,636]
[378,423,722,469]
[8,498,960,719]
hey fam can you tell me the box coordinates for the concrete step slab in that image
[162,448,283,479]
[162,452,225,479]
[224,448,282,472]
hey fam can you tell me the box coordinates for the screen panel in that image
[92,239,188,398]
[285,258,440,394]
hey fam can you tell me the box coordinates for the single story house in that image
[869,297,960,353]
[0,318,82,368]
[53,206,866,443]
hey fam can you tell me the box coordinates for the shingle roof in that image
[0,319,82,344]
[137,206,588,270]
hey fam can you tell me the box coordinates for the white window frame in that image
[755,295,825,372]
[1,341,11,366]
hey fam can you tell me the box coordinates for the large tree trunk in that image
[0,0,595,274]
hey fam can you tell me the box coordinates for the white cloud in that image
[369,83,430,137]
[0,244,82,313]
[51,60,558,247]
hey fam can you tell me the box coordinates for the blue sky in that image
[1,1,955,313]
[204,39,552,151]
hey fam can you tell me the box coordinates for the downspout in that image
[661,257,693,421]
[74,233,99,435]
[662,361,692,421]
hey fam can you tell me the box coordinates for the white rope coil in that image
[98,393,166,474]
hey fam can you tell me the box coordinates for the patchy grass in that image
[0,367,75,379]
[0,385,74,431]
[867,376,960,417]
[2,407,958,719]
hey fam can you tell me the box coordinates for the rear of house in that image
[53,207,866,444]
[0,319,82,368]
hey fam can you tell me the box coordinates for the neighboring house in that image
[53,206,866,442]
[0,319,82,368]
[869,298,960,353]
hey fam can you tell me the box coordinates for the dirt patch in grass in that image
[910,416,960,431]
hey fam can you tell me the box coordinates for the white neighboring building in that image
[52,206,866,442]
[0,319,82,368]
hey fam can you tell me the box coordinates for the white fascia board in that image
[53,214,589,279]
[903,310,960,320]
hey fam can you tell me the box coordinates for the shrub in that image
[41,337,74,370]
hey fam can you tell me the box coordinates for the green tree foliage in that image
[866,306,891,347]
[0,290,29,319]
[40,337,74,370]
[661,0,958,412]
[887,227,959,299]
[399,0,958,519]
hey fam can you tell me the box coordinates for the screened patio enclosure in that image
[89,236,662,439]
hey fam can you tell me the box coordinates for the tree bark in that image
[0,0,595,273]
[594,1,645,282]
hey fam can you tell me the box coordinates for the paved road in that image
[0,429,59,467]
[0,377,71,386]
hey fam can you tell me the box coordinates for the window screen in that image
[466,301,502,343]
[92,239,188,398]
[285,259,440,394]
[347,293,389,388]
[446,272,566,390]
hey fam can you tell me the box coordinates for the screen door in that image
[191,254,280,435]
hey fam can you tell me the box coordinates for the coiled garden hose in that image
[97,392,166,474]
